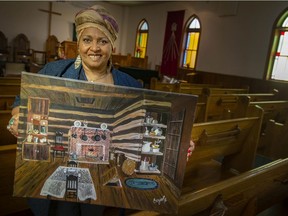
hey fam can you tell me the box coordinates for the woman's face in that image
[78,27,112,72]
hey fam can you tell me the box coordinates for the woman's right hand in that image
[7,107,20,138]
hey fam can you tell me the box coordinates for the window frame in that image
[181,15,201,70]
[134,19,149,58]
[266,8,288,82]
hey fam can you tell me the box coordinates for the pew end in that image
[183,106,264,196]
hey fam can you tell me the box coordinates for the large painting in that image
[13,72,197,214]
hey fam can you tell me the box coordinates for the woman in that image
[8,4,141,135]
[7,4,141,216]
[7,4,194,216]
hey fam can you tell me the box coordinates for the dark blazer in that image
[13,59,142,107]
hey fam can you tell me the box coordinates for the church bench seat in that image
[246,100,288,130]
[0,95,16,110]
[0,81,21,95]
[0,76,21,84]
[185,107,263,181]
[119,67,159,88]
[177,158,288,216]
[149,77,178,92]
[258,119,288,160]
[112,53,148,69]
[150,78,223,97]
[198,94,251,122]
[196,91,281,122]
[0,145,30,215]
[202,86,250,96]
[0,110,17,146]
[238,100,288,151]
[178,83,222,97]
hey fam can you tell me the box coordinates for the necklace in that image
[88,72,109,83]
[88,72,113,84]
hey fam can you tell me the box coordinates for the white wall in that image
[0,2,123,53]
[1,1,288,79]
[127,1,288,78]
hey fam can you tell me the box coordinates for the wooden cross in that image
[39,2,62,37]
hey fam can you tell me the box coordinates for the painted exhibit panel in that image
[13,72,197,214]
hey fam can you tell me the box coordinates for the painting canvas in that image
[13,72,197,214]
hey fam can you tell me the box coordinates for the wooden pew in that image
[178,158,288,216]
[0,76,21,84]
[259,119,288,160]
[202,86,249,96]
[248,100,288,130]
[0,110,17,146]
[150,77,179,92]
[235,91,279,102]
[126,158,288,215]
[248,100,288,119]
[178,83,222,97]
[0,77,21,95]
[0,82,21,95]
[0,95,16,110]
[185,106,263,182]
[0,145,30,215]
[119,67,159,88]
[237,99,288,133]
[246,100,288,158]
[198,90,281,122]
[125,107,288,215]
[198,94,252,122]
[181,107,262,214]
[150,78,221,95]
[112,53,148,69]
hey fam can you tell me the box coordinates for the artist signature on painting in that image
[153,195,167,205]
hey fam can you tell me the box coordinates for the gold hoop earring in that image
[75,55,82,69]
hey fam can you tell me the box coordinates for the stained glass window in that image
[135,19,148,58]
[267,11,288,81]
[182,16,201,69]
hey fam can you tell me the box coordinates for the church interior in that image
[1,1,288,215]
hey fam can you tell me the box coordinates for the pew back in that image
[179,158,288,216]
[202,86,249,96]
[200,94,253,122]
[0,110,17,146]
[0,95,16,110]
[188,109,262,172]
[150,77,178,92]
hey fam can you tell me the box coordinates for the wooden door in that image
[162,109,185,181]
[161,95,196,196]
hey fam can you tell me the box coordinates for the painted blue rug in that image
[125,178,158,190]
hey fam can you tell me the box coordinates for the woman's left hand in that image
[187,140,195,161]
[7,107,19,138]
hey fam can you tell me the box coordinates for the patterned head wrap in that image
[75,5,119,48]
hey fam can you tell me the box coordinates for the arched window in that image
[267,9,288,81]
[182,16,201,69]
[135,19,148,58]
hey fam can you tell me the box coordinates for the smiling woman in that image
[78,27,113,84]
[7,4,142,216]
